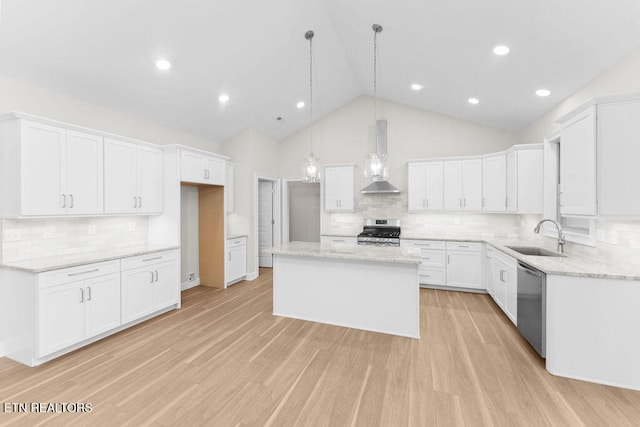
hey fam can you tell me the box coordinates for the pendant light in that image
[301,30,321,183]
[364,24,388,182]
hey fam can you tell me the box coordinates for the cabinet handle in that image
[138,196,142,208]
[80,288,84,303]
[150,271,154,283]
[228,252,231,261]
[505,197,508,208]
[426,198,429,208]
[447,255,451,264]
[133,196,138,208]
[204,169,207,179]
[68,268,99,277]
[482,197,485,208]
[143,256,163,262]
[463,198,466,207]
[459,198,462,208]
[424,257,430,260]
[154,270,159,282]
[87,286,92,301]
[457,245,470,248]
[61,194,66,208]
[500,270,505,282]
[69,194,74,208]
[414,243,431,247]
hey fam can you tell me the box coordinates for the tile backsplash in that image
[1,216,148,263]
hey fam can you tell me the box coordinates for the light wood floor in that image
[2,268,640,426]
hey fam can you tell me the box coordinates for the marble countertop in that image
[1,244,180,273]
[265,241,422,265]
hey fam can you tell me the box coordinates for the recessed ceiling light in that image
[493,45,510,56]
[536,89,551,97]
[468,98,480,105]
[155,59,171,70]
[411,83,423,91]
[219,93,230,103]
[297,101,305,109]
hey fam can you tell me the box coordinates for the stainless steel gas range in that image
[357,219,401,246]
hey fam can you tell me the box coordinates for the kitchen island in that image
[265,241,422,338]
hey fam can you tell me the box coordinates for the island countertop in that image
[265,241,422,265]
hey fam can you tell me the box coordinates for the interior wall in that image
[0,73,220,152]
[180,185,200,287]
[288,182,320,242]
[516,45,640,261]
[221,127,281,277]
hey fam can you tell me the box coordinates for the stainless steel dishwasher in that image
[517,262,546,357]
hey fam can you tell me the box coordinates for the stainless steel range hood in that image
[360,120,400,194]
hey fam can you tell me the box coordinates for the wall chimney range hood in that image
[361,120,400,194]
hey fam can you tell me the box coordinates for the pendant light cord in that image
[373,27,377,123]
[306,30,314,158]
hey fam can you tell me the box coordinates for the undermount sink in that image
[506,246,566,257]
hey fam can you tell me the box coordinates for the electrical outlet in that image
[188,272,195,281]
[88,224,97,235]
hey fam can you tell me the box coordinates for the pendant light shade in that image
[301,30,321,183]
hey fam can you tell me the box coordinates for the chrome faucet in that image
[534,218,565,254]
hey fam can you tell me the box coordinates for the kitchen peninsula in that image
[265,242,422,338]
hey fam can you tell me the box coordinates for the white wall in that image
[517,46,640,267]
[221,127,281,277]
[180,185,199,287]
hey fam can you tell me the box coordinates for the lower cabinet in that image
[121,250,180,324]
[400,239,446,286]
[320,236,358,245]
[226,236,247,285]
[446,242,483,289]
[485,245,517,325]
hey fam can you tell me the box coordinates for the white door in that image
[154,260,180,311]
[425,161,444,210]
[84,273,121,339]
[39,281,85,356]
[462,159,483,210]
[443,160,463,210]
[104,138,137,214]
[482,155,506,212]
[137,146,163,213]
[258,180,274,267]
[324,166,340,211]
[181,151,206,184]
[121,267,154,323]
[20,120,67,216]
[66,130,103,215]
[407,162,427,211]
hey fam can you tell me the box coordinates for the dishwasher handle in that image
[518,262,544,278]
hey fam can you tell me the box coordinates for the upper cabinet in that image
[324,164,356,212]
[506,145,543,214]
[556,94,640,218]
[104,138,163,214]
[482,154,506,212]
[408,161,443,211]
[0,119,103,217]
[180,150,225,186]
[443,159,482,211]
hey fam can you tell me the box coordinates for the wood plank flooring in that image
[1,268,640,426]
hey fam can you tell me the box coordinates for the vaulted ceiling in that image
[1,0,639,142]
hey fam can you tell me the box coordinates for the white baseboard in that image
[246,271,259,281]
[181,277,200,291]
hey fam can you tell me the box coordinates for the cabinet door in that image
[462,159,483,210]
[121,268,154,323]
[84,273,121,338]
[225,164,234,213]
[482,155,506,212]
[506,151,517,212]
[20,120,67,216]
[516,148,544,214]
[137,146,163,213]
[66,130,103,215]
[324,166,341,211]
[153,261,179,311]
[560,108,596,215]
[407,162,427,211]
[206,157,225,185]
[443,161,463,210]
[181,151,206,184]
[104,138,137,214]
[338,166,355,211]
[446,251,482,289]
[485,254,495,297]
[504,267,518,325]
[227,244,247,283]
[492,259,506,309]
[39,281,85,356]
[425,161,444,210]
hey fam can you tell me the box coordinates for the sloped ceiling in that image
[0,0,639,142]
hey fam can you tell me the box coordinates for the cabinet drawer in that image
[227,236,246,248]
[446,241,482,252]
[42,260,120,289]
[121,250,179,271]
[320,236,357,245]
[419,268,445,286]
[401,239,445,250]
[419,249,445,267]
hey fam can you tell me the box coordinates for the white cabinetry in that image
[443,159,482,211]
[400,239,446,286]
[104,138,163,214]
[226,236,247,285]
[408,161,443,211]
[482,154,506,212]
[0,119,103,217]
[485,246,517,325]
[180,150,225,185]
[558,106,597,215]
[225,163,234,213]
[320,236,358,245]
[506,145,544,214]
[121,250,180,324]
[324,165,355,212]
[446,241,483,289]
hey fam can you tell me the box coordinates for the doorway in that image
[285,181,320,242]
[257,177,280,268]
